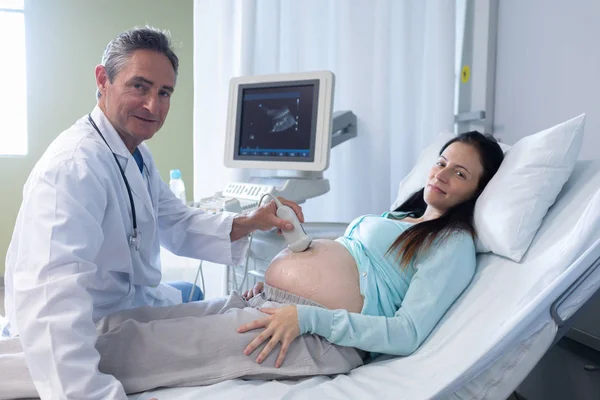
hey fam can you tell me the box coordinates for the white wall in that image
[494,0,600,160]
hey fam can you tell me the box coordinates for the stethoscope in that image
[88,114,140,251]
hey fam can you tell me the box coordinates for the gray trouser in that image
[94,285,364,394]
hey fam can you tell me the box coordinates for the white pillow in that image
[474,114,585,261]
[391,114,585,262]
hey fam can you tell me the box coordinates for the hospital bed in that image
[1,161,598,400]
[124,158,600,400]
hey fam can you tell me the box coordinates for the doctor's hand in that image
[251,197,304,232]
[230,197,304,241]
[237,305,300,368]
[242,281,264,300]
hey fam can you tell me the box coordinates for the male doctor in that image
[2,26,304,399]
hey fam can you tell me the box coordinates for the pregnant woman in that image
[93,131,505,393]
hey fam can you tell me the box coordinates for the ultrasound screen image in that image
[236,83,317,161]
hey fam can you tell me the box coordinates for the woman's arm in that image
[297,233,477,355]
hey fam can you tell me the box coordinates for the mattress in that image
[125,160,600,400]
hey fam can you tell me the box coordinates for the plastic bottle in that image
[169,169,187,205]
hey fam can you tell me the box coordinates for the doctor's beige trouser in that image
[0,286,364,396]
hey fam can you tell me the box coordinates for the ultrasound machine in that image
[192,71,358,293]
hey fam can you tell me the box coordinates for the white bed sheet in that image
[129,160,600,400]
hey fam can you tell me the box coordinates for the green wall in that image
[0,0,194,276]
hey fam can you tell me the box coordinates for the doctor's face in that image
[423,142,484,213]
[95,49,175,152]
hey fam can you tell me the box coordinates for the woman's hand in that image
[242,282,264,300]
[237,305,300,368]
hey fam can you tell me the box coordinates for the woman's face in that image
[423,142,484,213]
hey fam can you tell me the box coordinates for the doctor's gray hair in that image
[96,26,179,99]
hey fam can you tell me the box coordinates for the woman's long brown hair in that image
[387,131,504,269]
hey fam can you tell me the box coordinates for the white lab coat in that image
[2,106,249,399]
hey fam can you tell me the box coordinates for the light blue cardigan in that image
[296,212,476,356]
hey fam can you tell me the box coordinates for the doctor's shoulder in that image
[28,119,112,186]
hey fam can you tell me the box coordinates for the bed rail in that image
[550,254,600,328]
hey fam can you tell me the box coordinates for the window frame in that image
[0,2,27,156]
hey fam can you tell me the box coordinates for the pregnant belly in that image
[265,239,364,313]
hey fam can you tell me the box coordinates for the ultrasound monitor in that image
[223,71,335,172]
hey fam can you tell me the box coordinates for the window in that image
[0,0,26,155]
